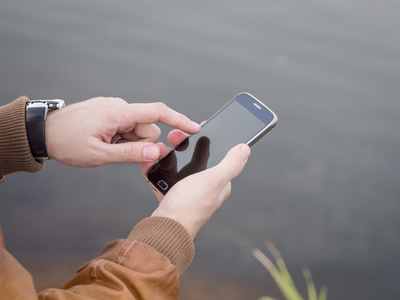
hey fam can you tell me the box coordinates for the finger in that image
[159,143,173,159]
[122,102,201,134]
[141,142,171,174]
[167,121,207,150]
[211,181,232,208]
[103,141,161,164]
[221,181,232,201]
[111,134,121,144]
[167,129,189,148]
[119,123,161,142]
[211,144,251,184]
[141,142,171,202]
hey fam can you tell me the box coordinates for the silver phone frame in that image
[145,92,278,195]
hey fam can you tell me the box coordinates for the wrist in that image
[151,210,199,240]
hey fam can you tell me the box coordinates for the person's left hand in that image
[148,143,251,239]
[45,97,200,167]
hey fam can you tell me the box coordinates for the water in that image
[1,1,400,299]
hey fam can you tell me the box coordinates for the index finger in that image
[124,102,201,134]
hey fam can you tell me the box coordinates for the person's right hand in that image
[45,97,200,167]
[145,143,251,239]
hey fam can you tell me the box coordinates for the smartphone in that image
[146,92,278,195]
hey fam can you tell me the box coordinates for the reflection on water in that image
[1,1,400,299]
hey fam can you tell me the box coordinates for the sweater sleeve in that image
[37,217,195,300]
[0,96,44,182]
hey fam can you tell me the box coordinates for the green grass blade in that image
[271,270,304,300]
[318,286,328,300]
[302,268,318,300]
[253,244,328,300]
[266,242,297,289]
[252,248,304,300]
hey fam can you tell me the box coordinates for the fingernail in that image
[191,121,201,128]
[143,145,159,161]
[239,144,250,160]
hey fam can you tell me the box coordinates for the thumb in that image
[103,142,161,164]
[213,144,251,183]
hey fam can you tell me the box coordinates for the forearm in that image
[0,96,44,181]
[38,217,195,300]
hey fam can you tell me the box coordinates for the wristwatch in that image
[25,99,65,159]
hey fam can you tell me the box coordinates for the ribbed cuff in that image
[128,217,195,276]
[0,97,44,178]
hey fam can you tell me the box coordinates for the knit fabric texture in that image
[0,96,44,181]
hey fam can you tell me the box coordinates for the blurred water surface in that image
[1,1,400,299]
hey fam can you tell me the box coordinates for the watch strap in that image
[25,100,65,159]
[26,105,48,158]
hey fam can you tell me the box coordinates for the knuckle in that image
[123,144,138,163]
[154,125,162,138]
[108,97,126,104]
[153,102,169,114]
[110,98,128,110]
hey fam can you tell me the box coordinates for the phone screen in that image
[146,93,277,194]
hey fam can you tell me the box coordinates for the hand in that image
[148,143,251,239]
[45,97,201,167]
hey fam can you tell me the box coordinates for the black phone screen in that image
[146,93,276,194]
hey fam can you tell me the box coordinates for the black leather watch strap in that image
[25,100,65,159]
[26,105,48,158]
